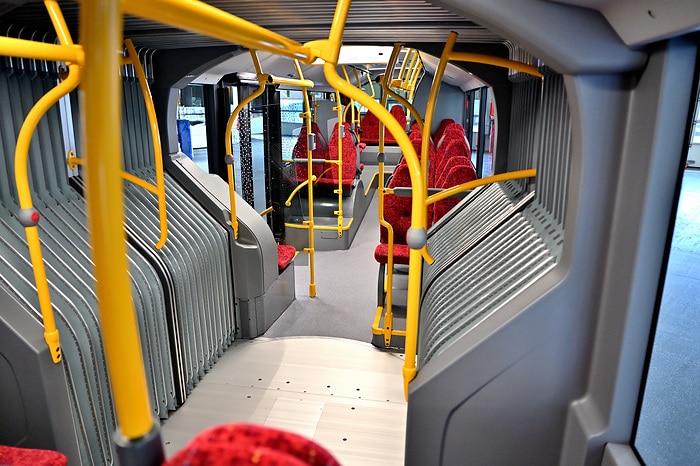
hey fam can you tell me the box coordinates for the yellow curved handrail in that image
[123,39,168,249]
[427,169,537,205]
[285,176,316,207]
[223,51,270,240]
[12,0,82,364]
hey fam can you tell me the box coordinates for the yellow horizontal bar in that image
[449,51,543,78]
[0,37,84,65]
[271,75,314,88]
[426,169,537,205]
[123,0,314,63]
[285,217,354,231]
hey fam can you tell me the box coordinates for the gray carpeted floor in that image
[264,193,382,343]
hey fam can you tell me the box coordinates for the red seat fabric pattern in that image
[384,105,407,144]
[164,423,340,466]
[316,122,357,191]
[360,110,380,145]
[0,445,68,466]
[277,245,296,272]
[373,242,411,265]
[433,118,456,147]
[292,122,327,182]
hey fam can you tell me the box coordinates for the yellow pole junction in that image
[317,0,427,400]
[80,0,155,443]
[11,0,82,364]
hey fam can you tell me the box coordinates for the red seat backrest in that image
[292,121,327,182]
[318,121,357,191]
[360,110,380,144]
[384,105,407,144]
[433,118,456,146]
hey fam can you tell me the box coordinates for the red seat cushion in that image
[360,110,379,145]
[164,423,340,466]
[374,243,411,265]
[0,445,67,466]
[277,245,296,272]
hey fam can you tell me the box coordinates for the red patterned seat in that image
[360,110,380,145]
[277,244,296,272]
[432,139,477,223]
[292,121,327,183]
[315,122,357,192]
[433,118,456,147]
[375,163,413,265]
[164,423,340,466]
[384,105,407,144]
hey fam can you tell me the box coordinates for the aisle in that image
[264,192,381,342]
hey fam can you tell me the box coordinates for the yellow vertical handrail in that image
[11,0,82,364]
[293,59,318,297]
[332,89,345,237]
[123,38,168,250]
[80,0,156,443]
[224,51,270,240]
[317,0,427,399]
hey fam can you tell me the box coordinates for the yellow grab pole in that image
[320,0,427,399]
[333,89,344,237]
[294,59,317,297]
[427,169,537,205]
[122,0,313,63]
[123,38,168,250]
[422,32,457,189]
[80,0,158,448]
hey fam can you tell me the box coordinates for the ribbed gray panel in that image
[117,78,235,393]
[509,72,571,226]
[419,206,560,366]
[508,79,541,174]
[427,181,532,268]
[535,72,571,226]
[0,69,175,465]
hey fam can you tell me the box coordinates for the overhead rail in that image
[383,44,424,131]
[10,0,81,364]
[67,38,169,250]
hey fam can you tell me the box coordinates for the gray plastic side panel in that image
[166,154,278,296]
[0,289,81,462]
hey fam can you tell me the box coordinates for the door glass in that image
[633,166,700,464]
[177,84,207,171]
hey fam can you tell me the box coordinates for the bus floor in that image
[160,185,408,465]
[159,337,406,465]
